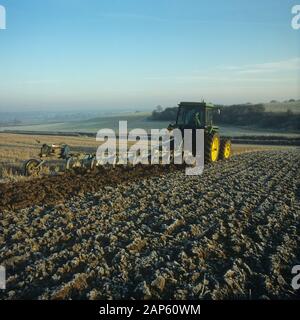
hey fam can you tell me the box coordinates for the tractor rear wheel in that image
[24,159,41,177]
[205,133,220,163]
[220,139,232,160]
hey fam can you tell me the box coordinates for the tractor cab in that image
[170,101,218,132]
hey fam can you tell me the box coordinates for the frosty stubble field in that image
[0,150,299,299]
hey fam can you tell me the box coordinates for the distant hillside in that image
[263,101,300,113]
[1,106,299,137]
[150,103,300,132]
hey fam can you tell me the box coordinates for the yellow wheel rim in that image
[211,136,220,162]
[224,142,231,159]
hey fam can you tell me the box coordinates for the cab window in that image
[206,109,213,126]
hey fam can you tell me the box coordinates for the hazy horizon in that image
[1,98,300,116]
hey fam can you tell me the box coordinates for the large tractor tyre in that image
[220,139,232,160]
[205,133,220,163]
[24,159,42,177]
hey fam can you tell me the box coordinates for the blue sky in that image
[0,0,299,111]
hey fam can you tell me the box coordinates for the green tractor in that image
[169,101,232,163]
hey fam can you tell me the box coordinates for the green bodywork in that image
[171,101,219,134]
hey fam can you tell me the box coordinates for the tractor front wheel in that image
[220,139,232,160]
[205,133,220,163]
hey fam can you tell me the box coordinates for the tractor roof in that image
[179,101,214,108]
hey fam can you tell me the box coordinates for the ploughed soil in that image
[0,150,300,300]
[0,164,185,211]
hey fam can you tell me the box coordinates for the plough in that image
[24,144,96,176]
[23,139,179,177]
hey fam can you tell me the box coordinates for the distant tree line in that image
[151,106,178,121]
[149,104,300,131]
